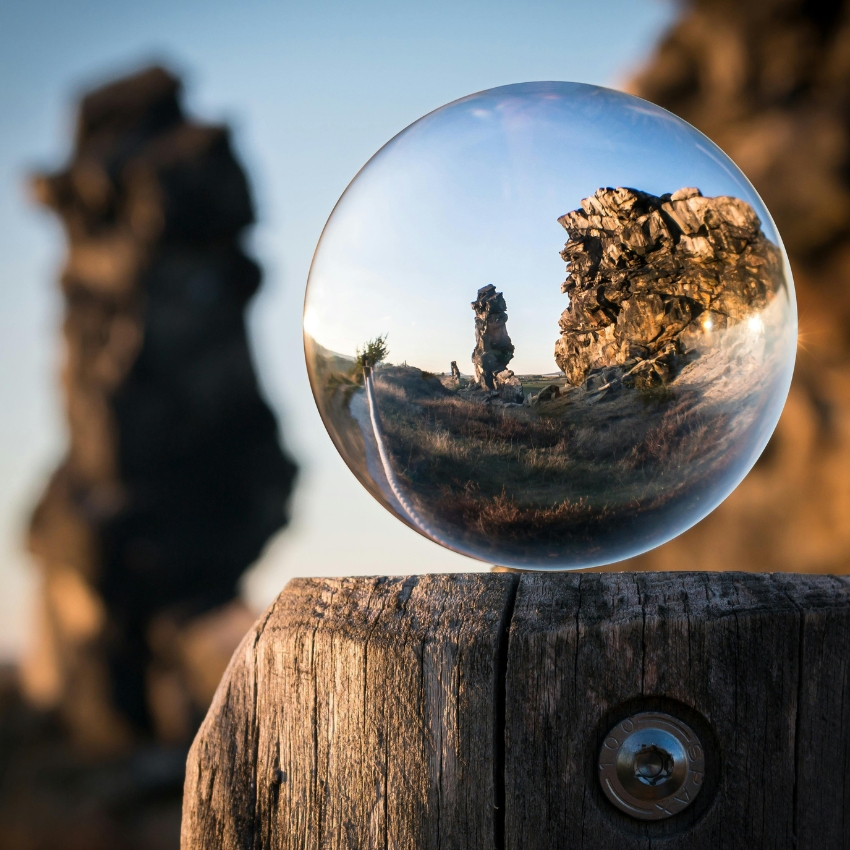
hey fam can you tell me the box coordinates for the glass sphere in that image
[304,82,796,570]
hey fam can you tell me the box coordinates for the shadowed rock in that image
[535,384,561,403]
[471,285,524,402]
[23,65,297,751]
[555,186,783,388]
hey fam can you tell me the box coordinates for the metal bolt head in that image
[633,744,673,785]
[598,711,705,820]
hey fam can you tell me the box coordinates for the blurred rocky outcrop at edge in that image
[619,0,850,574]
[0,65,297,848]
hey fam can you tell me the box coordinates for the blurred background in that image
[2,0,848,846]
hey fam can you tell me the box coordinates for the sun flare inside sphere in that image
[304,82,797,570]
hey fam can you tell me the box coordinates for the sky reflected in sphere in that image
[304,82,797,569]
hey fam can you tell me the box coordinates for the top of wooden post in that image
[182,572,850,849]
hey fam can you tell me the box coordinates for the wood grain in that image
[182,573,519,850]
[182,573,850,849]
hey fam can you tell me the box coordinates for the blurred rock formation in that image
[623,0,850,572]
[21,65,297,751]
[556,186,783,388]
[471,284,524,402]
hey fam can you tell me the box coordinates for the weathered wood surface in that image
[182,574,518,849]
[182,573,850,849]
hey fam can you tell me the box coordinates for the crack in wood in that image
[493,575,520,850]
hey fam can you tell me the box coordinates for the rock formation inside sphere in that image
[471,284,524,402]
[555,186,784,388]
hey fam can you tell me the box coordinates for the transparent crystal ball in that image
[304,82,796,569]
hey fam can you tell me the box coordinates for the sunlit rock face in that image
[555,187,784,389]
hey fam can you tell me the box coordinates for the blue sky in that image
[0,0,676,658]
[305,81,776,375]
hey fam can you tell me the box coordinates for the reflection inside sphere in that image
[304,82,796,569]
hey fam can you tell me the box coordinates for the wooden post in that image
[181,573,850,849]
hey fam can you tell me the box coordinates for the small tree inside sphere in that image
[356,334,389,373]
